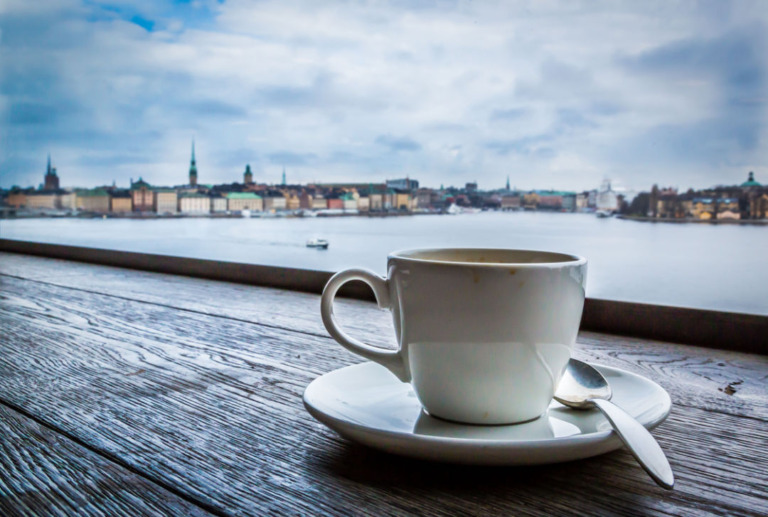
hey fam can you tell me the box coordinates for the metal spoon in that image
[554,358,675,490]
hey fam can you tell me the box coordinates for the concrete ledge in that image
[2,238,765,354]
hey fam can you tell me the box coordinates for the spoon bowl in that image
[554,358,612,408]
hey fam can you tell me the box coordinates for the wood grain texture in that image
[0,404,211,517]
[1,270,767,516]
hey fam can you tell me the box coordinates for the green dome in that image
[741,171,761,187]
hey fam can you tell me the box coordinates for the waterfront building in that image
[415,188,434,209]
[748,192,768,219]
[596,180,619,212]
[655,188,683,218]
[394,191,412,211]
[587,189,598,209]
[244,164,254,185]
[211,195,227,213]
[287,193,301,211]
[26,191,60,210]
[6,189,29,208]
[311,195,326,210]
[131,178,155,212]
[501,194,521,211]
[465,182,478,194]
[189,141,198,187]
[263,191,287,212]
[155,189,178,215]
[536,191,565,211]
[523,192,539,210]
[691,198,715,219]
[562,193,576,212]
[341,192,357,211]
[327,198,343,210]
[60,191,77,211]
[110,191,133,213]
[44,154,60,190]
[384,188,397,210]
[357,194,370,212]
[76,189,110,213]
[576,192,589,212]
[716,198,741,220]
[369,192,383,211]
[299,191,313,209]
[227,192,263,212]
[179,193,211,214]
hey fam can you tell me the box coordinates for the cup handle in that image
[321,268,409,382]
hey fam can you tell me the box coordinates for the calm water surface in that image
[2,212,766,315]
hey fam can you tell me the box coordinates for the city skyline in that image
[7,146,760,195]
[1,1,766,191]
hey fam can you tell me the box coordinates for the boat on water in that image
[596,210,613,218]
[306,238,329,249]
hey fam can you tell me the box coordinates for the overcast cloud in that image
[1,0,766,191]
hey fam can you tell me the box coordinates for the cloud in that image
[486,134,555,157]
[1,1,767,191]
[489,108,527,122]
[266,151,317,166]
[375,134,421,152]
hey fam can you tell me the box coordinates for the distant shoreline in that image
[617,215,768,225]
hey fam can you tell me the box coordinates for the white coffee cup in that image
[321,248,587,425]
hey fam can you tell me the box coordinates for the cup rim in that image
[388,247,587,268]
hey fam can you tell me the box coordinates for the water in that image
[2,212,766,315]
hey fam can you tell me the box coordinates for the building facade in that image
[131,178,155,212]
[77,190,110,213]
[155,190,178,214]
[179,194,210,214]
[227,192,263,212]
[111,193,133,213]
[263,194,286,212]
[26,192,59,210]
[211,196,227,213]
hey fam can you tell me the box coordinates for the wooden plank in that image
[2,243,767,354]
[0,404,212,517]
[1,274,767,515]
[1,274,766,420]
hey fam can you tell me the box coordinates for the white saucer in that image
[304,362,671,466]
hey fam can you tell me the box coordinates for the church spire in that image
[189,140,198,187]
[47,153,52,175]
[506,175,510,191]
[281,166,286,186]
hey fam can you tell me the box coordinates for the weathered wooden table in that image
[1,251,766,516]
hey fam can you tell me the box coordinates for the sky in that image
[1,0,766,192]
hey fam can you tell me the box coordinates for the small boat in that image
[306,238,329,249]
[596,210,612,218]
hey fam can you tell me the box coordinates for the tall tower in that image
[506,175,510,191]
[244,164,253,185]
[281,166,286,186]
[189,140,198,187]
[44,153,60,190]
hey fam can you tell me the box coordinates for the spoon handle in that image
[591,398,675,490]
